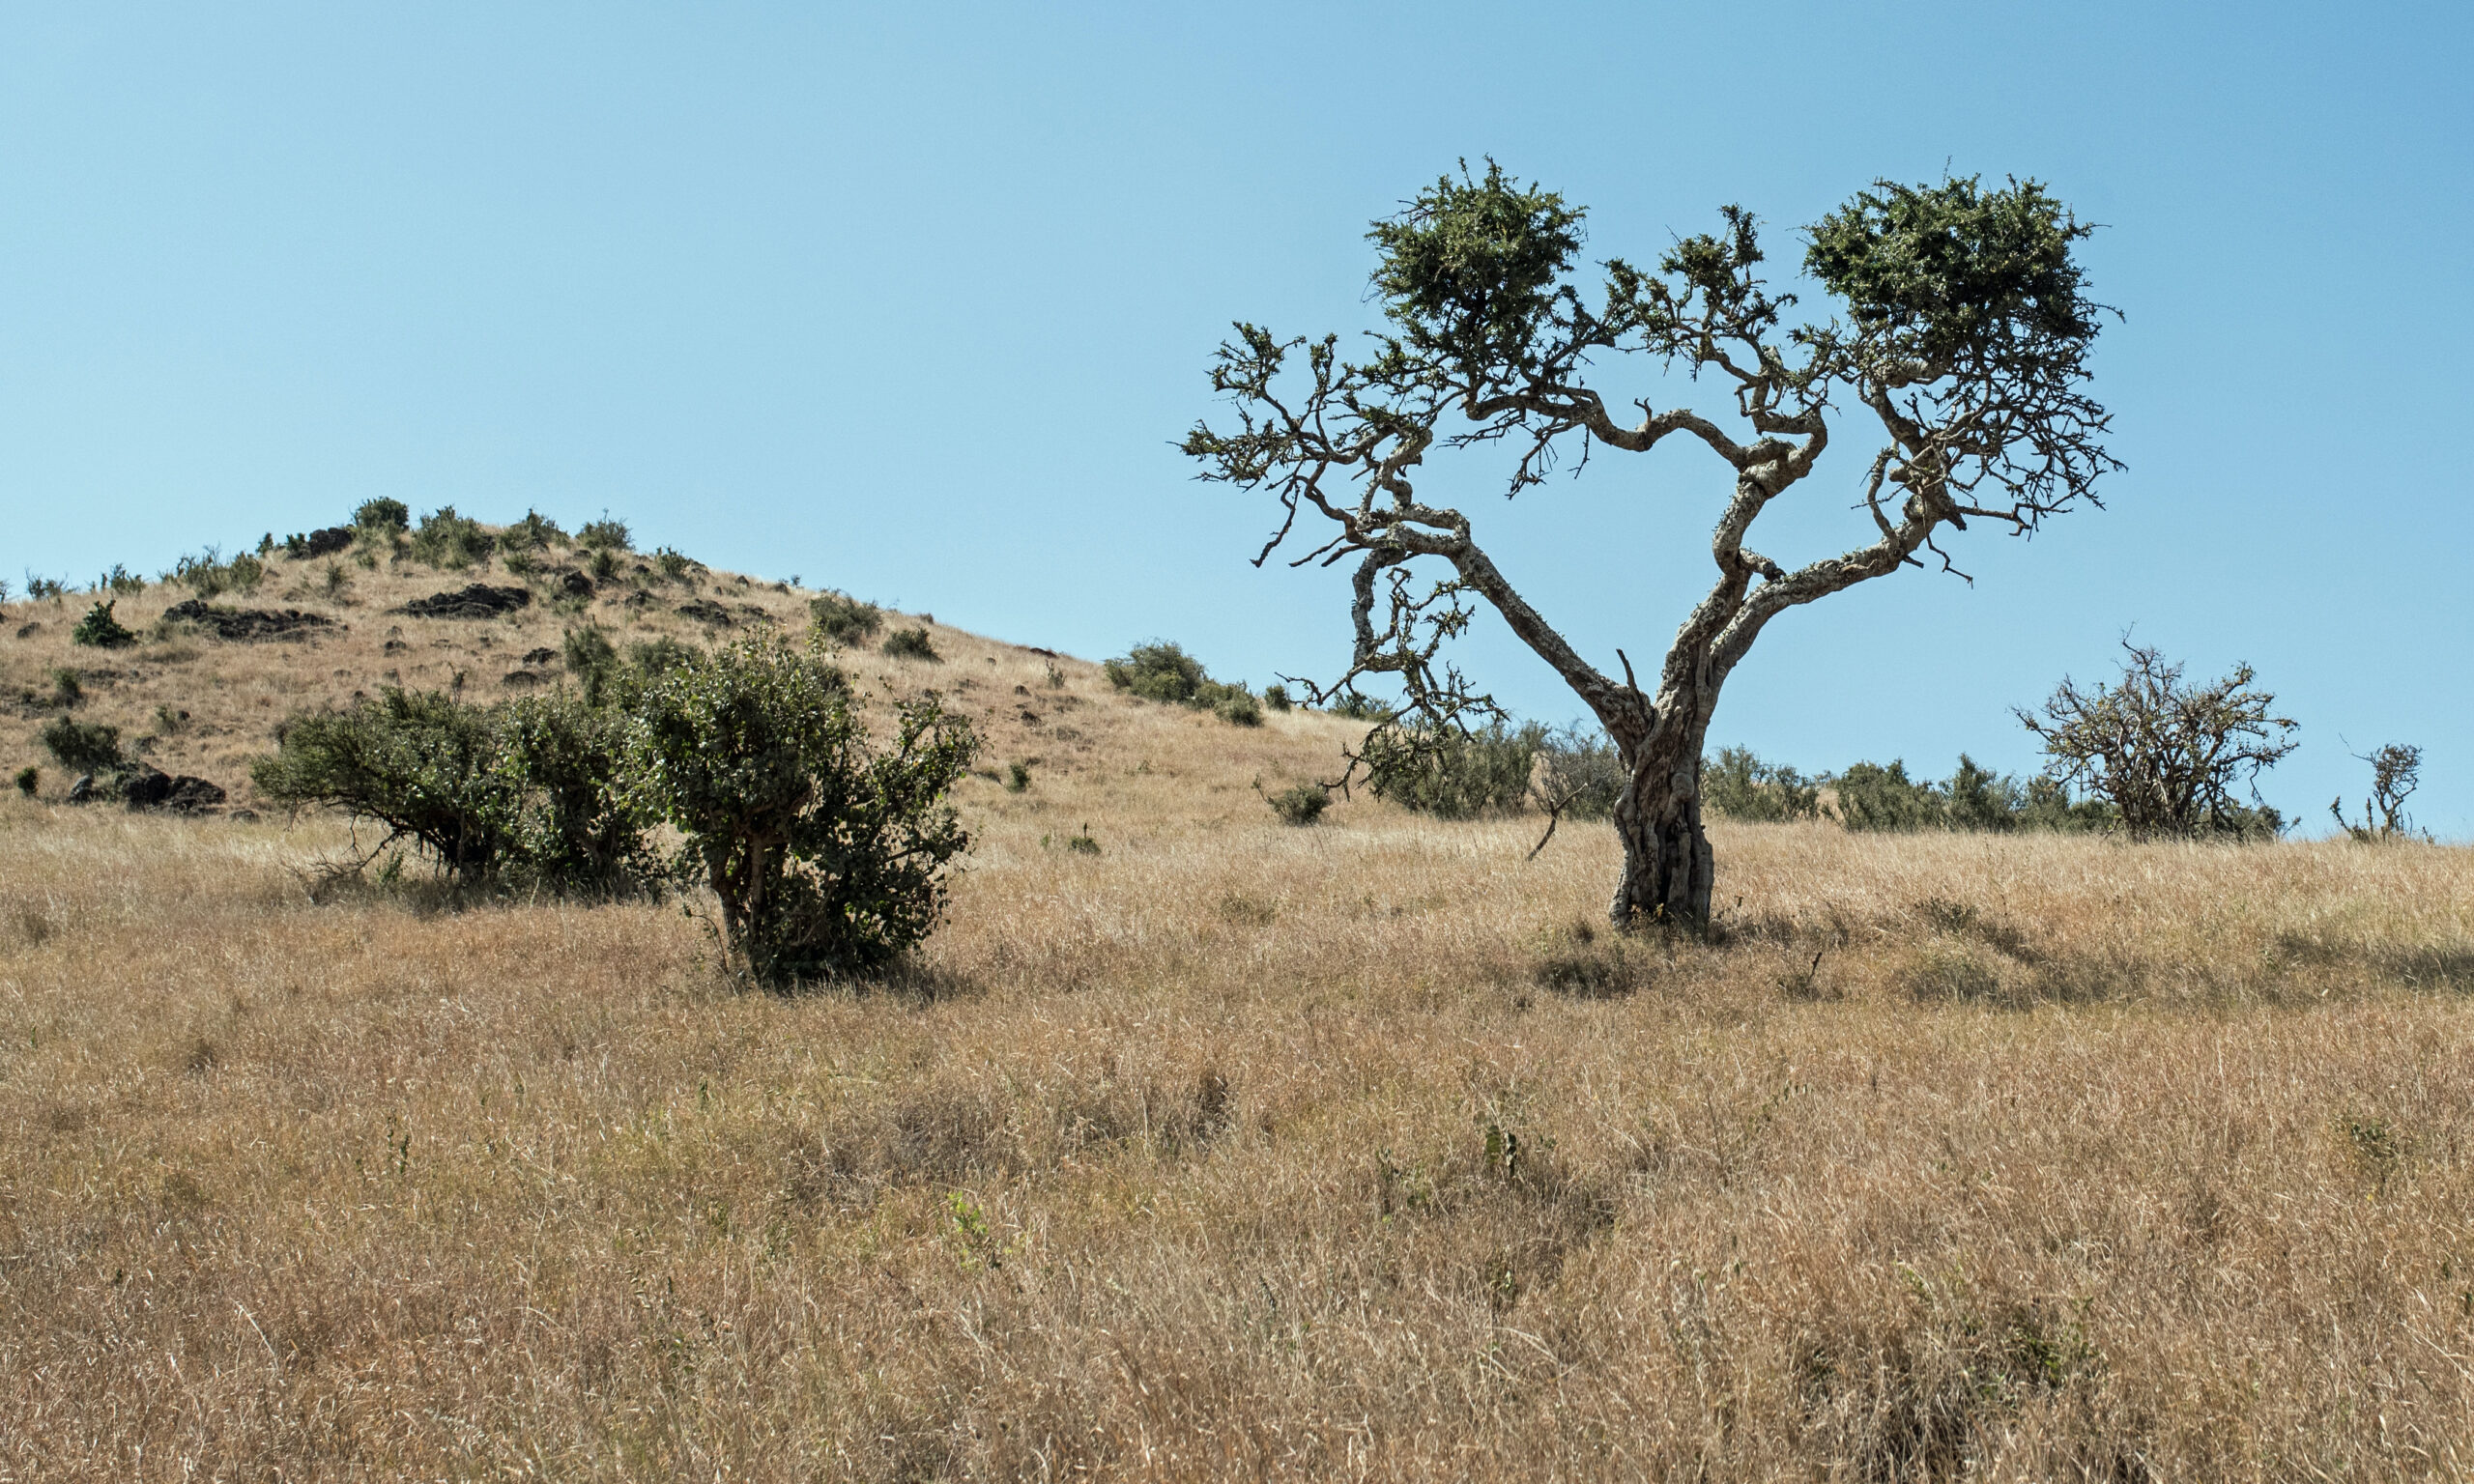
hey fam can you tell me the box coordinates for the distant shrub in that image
[1263,781,1329,825]
[1830,759,1945,831]
[1214,690,1262,727]
[168,548,265,598]
[652,547,696,583]
[587,548,622,583]
[25,575,66,601]
[253,688,653,894]
[1331,691,1393,721]
[13,766,35,797]
[98,564,144,595]
[47,669,82,708]
[409,506,493,569]
[1006,760,1032,792]
[41,716,124,774]
[1536,725,1626,820]
[71,601,137,649]
[576,515,632,552]
[809,591,883,646]
[627,636,694,680]
[1106,642,1208,703]
[1703,746,1823,822]
[1262,683,1292,712]
[1362,721,1539,819]
[1065,828,1101,855]
[562,627,621,706]
[354,498,412,533]
[882,627,940,662]
[499,509,565,554]
[322,562,354,597]
[623,637,977,985]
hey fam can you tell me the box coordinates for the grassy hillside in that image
[4,534,2473,1478]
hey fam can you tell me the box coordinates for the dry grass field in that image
[5,543,2474,1479]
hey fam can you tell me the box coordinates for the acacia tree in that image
[2017,641,2296,841]
[1185,164,2118,928]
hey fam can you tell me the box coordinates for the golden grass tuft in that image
[5,548,2474,1477]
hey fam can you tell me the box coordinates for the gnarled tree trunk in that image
[1607,688,1716,930]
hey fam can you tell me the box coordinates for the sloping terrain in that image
[4,528,2474,1478]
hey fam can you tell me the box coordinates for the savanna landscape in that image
[3,519,2472,1480]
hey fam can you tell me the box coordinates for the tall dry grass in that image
[4,549,2474,1478]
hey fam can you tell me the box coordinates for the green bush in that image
[1262,683,1292,712]
[587,547,622,583]
[1331,691,1393,721]
[652,547,696,582]
[25,576,66,601]
[409,506,493,569]
[1702,746,1822,821]
[562,626,620,706]
[99,564,144,595]
[41,716,124,774]
[881,627,940,662]
[1263,781,1329,825]
[168,548,265,598]
[623,637,977,985]
[1830,758,1945,831]
[499,509,565,554]
[1214,690,1262,727]
[576,516,632,552]
[1006,760,1032,792]
[13,766,35,797]
[626,636,693,680]
[1362,721,1539,819]
[252,688,653,894]
[355,499,412,533]
[1105,642,1208,703]
[1537,725,1626,819]
[809,591,883,646]
[1828,754,2113,833]
[47,669,82,708]
[71,601,137,649]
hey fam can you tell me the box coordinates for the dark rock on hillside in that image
[676,598,734,626]
[162,599,338,642]
[122,766,227,813]
[558,571,595,598]
[303,527,355,557]
[522,646,558,666]
[501,670,544,688]
[398,585,532,619]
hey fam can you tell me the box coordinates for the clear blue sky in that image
[4,3,2467,835]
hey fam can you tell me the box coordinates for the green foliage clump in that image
[809,591,883,646]
[1005,760,1032,792]
[623,637,976,985]
[562,626,620,706]
[24,576,66,601]
[71,601,137,649]
[1261,683,1292,712]
[1103,641,1259,722]
[251,688,652,894]
[41,716,124,774]
[652,547,697,583]
[355,499,412,533]
[98,564,144,595]
[576,516,632,552]
[499,509,565,554]
[1362,721,1538,819]
[1330,691,1392,721]
[1830,759,1946,831]
[168,548,265,598]
[1830,755,2113,834]
[1262,781,1329,826]
[47,669,83,708]
[409,506,493,569]
[13,765,35,797]
[881,627,940,663]
[1702,746,1822,822]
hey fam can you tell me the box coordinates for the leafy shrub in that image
[562,626,620,706]
[1263,781,1329,825]
[409,506,493,569]
[1214,690,1262,727]
[71,601,137,649]
[1702,746,1822,821]
[13,766,35,797]
[881,627,940,662]
[1262,682,1292,711]
[626,636,693,680]
[1831,759,1945,831]
[2020,642,2297,841]
[1331,691,1393,721]
[1362,721,1539,819]
[47,669,82,707]
[98,564,144,594]
[810,591,883,646]
[1006,760,1032,792]
[41,716,123,773]
[652,547,696,582]
[587,548,622,583]
[252,688,652,894]
[499,509,565,554]
[168,548,265,598]
[1106,642,1208,703]
[1536,725,1626,819]
[355,498,412,533]
[576,516,632,552]
[25,575,66,601]
[623,637,977,985]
